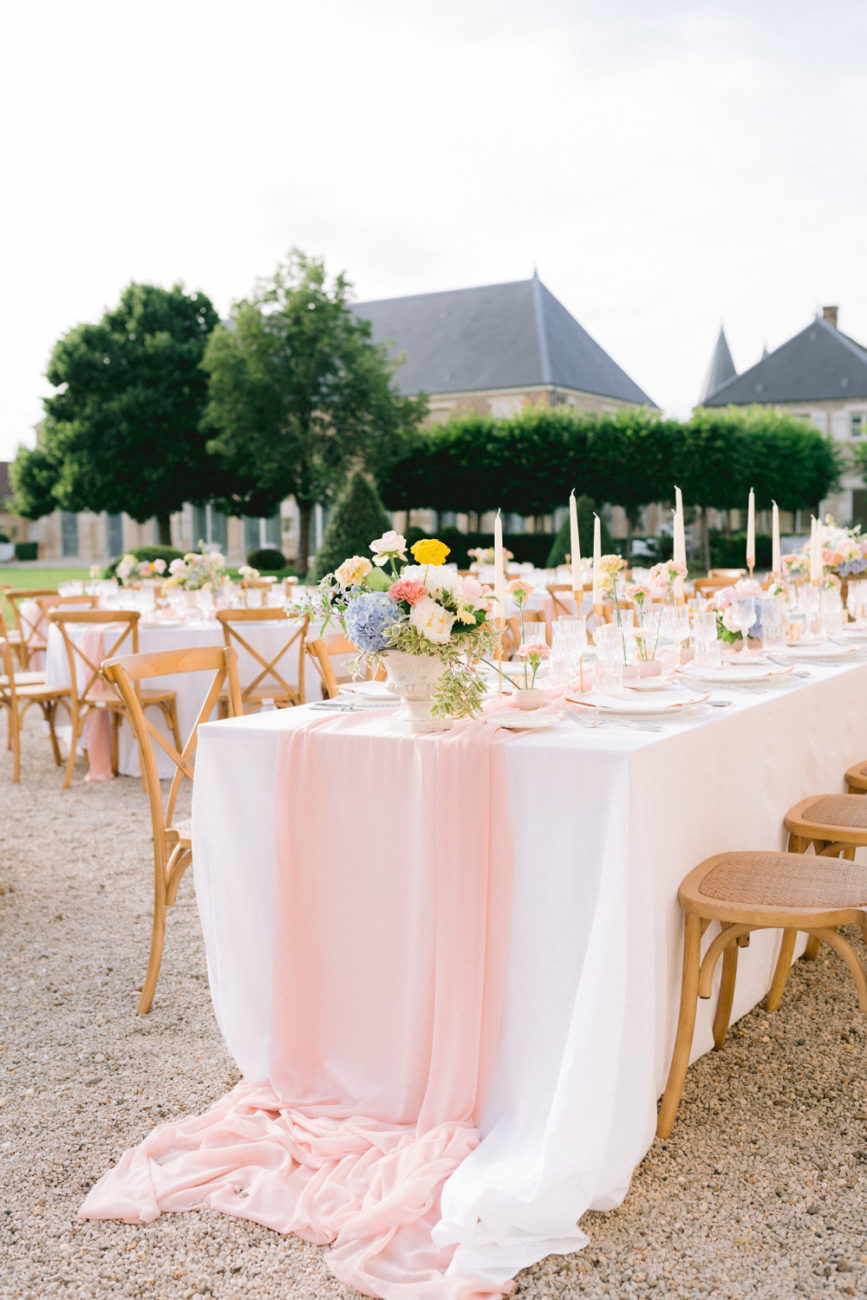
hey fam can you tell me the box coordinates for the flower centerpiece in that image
[318,532,497,731]
[164,548,228,592]
[116,554,168,586]
[467,545,513,567]
[707,577,764,644]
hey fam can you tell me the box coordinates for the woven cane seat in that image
[796,794,867,830]
[845,761,867,794]
[698,851,867,910]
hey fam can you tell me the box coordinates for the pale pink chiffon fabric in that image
[81,712,514,1299]
[80,626,115,782]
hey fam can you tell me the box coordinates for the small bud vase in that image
[512,686,547,710]
[382,650,453,734]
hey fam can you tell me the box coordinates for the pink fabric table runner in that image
[81,711,515,1298]
[79,625,117,782]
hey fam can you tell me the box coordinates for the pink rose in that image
[389,578,428,606]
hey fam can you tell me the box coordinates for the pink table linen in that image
[79,625,117,782]
[81,712,515,1299]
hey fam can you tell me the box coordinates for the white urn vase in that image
[383,651,453,734]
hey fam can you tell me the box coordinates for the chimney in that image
[822,305,838,328]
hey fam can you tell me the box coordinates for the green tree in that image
[203,250,426,576]
[311,471,392,580]
[14,283,222,544]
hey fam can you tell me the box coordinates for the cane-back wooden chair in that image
[216,608,309,713]
[845,761,867,794]
[48,609,180,789]
[658,850,867,1138]
[101,645,243,1013]
[0,635,70,782]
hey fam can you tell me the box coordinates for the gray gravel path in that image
[1,711,866,1299]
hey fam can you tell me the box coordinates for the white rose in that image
[370,530,407,558]
[410,596,456,645]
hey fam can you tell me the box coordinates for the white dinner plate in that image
[492,711,560,731]
[679,662,792,684]
[777,641,856,660]
[338,680,399,701]
[567,688,708,715]
[623,675,677,692]
[839,624,867,640]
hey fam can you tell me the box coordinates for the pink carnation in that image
[389,578,428,606]
[517,640,550,659]
[508,579,533,600]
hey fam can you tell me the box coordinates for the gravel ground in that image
[2,712,867,1299]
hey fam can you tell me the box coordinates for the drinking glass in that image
[821,588,843,639]
[692,609,722,667]
[758,595,785,651]
[729,596,756,649]
[549,618,586,686]
[593,655,624,694]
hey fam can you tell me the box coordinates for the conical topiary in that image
[546,495,613,567]
[311,471,393,581]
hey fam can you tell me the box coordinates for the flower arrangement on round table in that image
[163,548,228,592]
[600,557,687,663]
[706,577,764,644]
[319,532,497,720]
[116,554,168,586]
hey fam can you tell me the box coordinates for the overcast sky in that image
[2,0,866,464]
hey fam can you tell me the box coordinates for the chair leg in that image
[139,871,167,1015]
[10,705,21,784]
[658,911,703,1138]
[62,718,81,790]
[803,935,821,962]
[766,928,797,1012]
[713,939,739,1049]
[44,702,62,766]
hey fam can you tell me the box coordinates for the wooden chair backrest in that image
[708,569,746,580]
[5,589,59,649]
[504,610,549,658]
[546,583,585,620]
[693,577,735,600]
[306,633,386,699]
[35,593,99,620]
[101,646,242,844]
[47,609,141,707]
[216,608,309,705]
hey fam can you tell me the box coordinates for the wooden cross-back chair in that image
[546,583,586,621]
[4,588,60,667]
[0,635,70,783]
[306,632,388,700]
[47,609,181,789]
[216,608,309,713]
[502,610,549,660]
[693,577,737,600]
[708,568,746,580]
[101,645,243,1013]
[658,850,867,1138]
[0,604,28,674]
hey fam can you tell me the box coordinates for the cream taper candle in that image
[746,488,755,569]
[592,513,602,607]
[569,490,581,591]
[494,510,505,622]
[771,501,781,577]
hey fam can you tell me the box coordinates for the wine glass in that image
[729,596,756,653]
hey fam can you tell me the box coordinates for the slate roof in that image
[698,326,737,403]
[703,315,867,406]
[353,276,656,407]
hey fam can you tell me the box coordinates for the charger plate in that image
[776,641,856,660]
[567,688,708,716]
[680,662,792,684]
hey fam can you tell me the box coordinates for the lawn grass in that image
[0,567,91,591]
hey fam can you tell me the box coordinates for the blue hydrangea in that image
[344,591,399,652]
[839,557,867,577]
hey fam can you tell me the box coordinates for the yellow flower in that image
[411,538,451,566]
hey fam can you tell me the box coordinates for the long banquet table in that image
[183,656,867,1290]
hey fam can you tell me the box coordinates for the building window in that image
[243,512,282,556]
[61,512,79,558]
[192,505,228,550]
[106,513,124,557]
[851,413,866,438]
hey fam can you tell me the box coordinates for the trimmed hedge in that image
[246,547,287,570]
[709,531,772,570]
[14,542,38,561]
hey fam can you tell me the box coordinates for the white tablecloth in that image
[44,618,327,778]
[191,660,867,1285]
